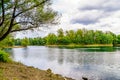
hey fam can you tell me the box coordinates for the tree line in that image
[13,28,120,47]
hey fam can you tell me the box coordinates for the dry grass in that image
[47,44,113,48]
[0,62,73,80]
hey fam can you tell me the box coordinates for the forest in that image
[3,28,120,47]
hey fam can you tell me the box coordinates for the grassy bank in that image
[0,62,73,80]
[1,46,24,48]
[0,50,74,80]
[47,44,113,48]
[114,44,120,47]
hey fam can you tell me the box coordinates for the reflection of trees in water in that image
[47,48,64,65]
[46,48,106,66]
[47,48,56,61]
[57,49,64,65]
[4,48,14,58]
[69,51,103,66]
[10,50,14,59]
[16,47,29,59]
[27,47,118,69]
[65,50,75,64]
[23,47,28,58]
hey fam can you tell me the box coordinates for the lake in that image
[8,46,120,80]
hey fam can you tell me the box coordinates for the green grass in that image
[0,50,12,62]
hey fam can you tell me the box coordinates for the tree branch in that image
[0,21,9,35]
[13,21,34,26]
[11,26,38,33]
[15,0,48,18]
[0,0,5,26]
[0,0,17,41]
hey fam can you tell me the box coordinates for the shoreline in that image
[4,44,120,49]
[0,62,74,80]
[46,44,113,48]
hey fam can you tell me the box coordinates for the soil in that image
[0,62,74,80]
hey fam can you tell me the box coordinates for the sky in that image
[16,0,120,38]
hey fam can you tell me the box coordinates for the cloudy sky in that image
[16,0,120,38]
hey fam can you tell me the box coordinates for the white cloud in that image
[16,0,120,38]
[50,0,120,34]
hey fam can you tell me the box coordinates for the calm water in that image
[8,46,120,80]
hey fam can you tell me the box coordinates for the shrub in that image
[0,50,12,62]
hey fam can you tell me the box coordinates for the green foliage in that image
[75,29,83,44]
[14,29,120,46]
[66,30,76,43]
[0,0,58,41]
[117,35,120,44]
[57,28,64,38]
[46,33,57,45]
[0,35,14,48]
[21,38,30,47]
[29,37,46,45]
[14,38,21,45]
[46,29,115,45]
[101,33,113,44]
[0,50,12,62]
[14,37,46,46]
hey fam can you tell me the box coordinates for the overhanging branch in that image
[11,26,38,33]
[0,0,18,41]
[13,21,34,26]
[15,0,48,18]
[0,0,5,27]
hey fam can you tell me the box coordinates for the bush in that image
[0,50,12,62]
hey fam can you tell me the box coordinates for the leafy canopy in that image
[0,0,58,41]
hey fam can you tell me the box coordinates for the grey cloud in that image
[71,0,120,25]
[79,0,120,12]
[71,18,98,25]
[79,6,120,12]
[70,10,104,25]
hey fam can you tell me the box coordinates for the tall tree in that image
[46,33,57,45]
[21,37,29,47]
[0,0,58,41]
[57,28,65,44]
[66,30,76,43]
[75,29,83,44]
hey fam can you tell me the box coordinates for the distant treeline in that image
[14,28,120,47]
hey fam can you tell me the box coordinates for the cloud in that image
[78,0,120,12]
[71,10,104,25]
[70,0,120,25]
[16,0,120,38]
[51,0,120,34]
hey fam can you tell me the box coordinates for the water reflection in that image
[10,46,120,80]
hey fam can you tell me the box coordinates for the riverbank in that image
[0,62,74,80]
[46,44,113,48]
[2,44,115,49]
[2,46,24,48]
